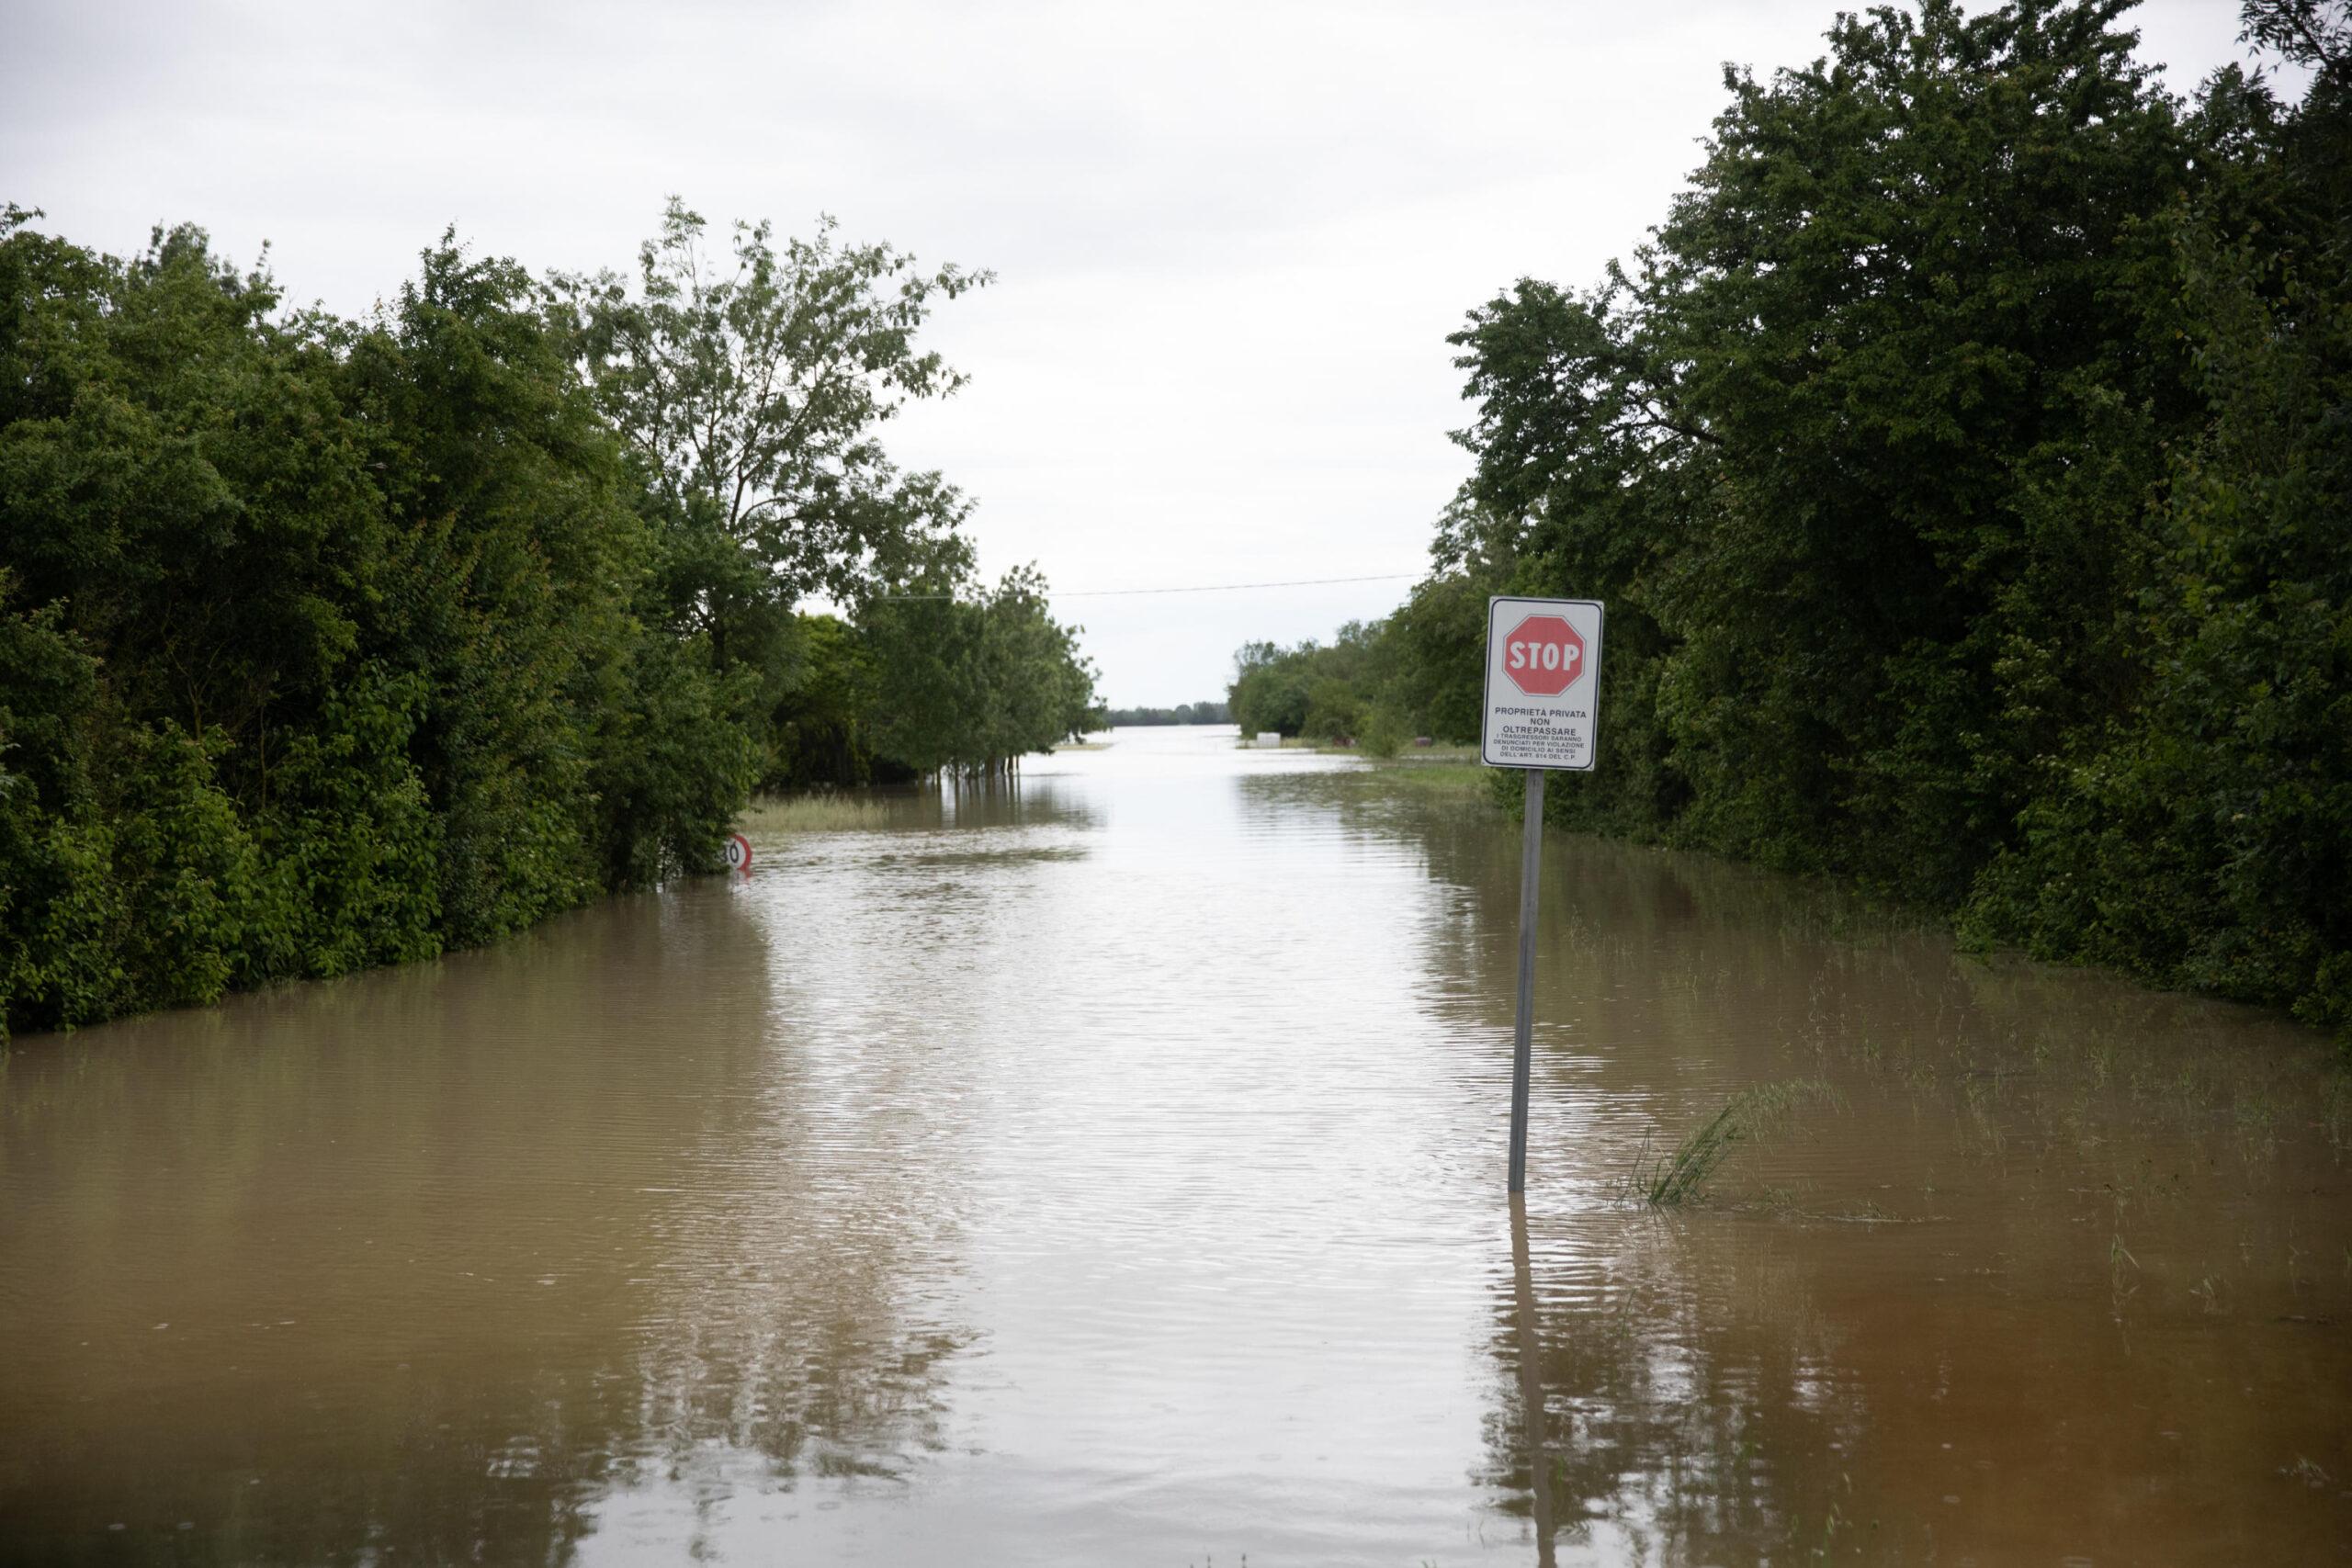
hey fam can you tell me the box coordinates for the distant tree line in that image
[1229,599,1475,754]
[0,200,1095,1037]
[1101,700,1230,727]
[1242,0,2352,1032]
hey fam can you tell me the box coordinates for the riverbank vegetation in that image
[0,201,1095,1038]
[1238,0,2351,1034]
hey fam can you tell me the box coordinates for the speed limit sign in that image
[723,833,752,873]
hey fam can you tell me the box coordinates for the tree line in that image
[0,201,1096,1038]
[1100,700,1230,727]
[1238,0,2350,1033]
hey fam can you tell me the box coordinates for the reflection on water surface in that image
[3,727,2346,1563]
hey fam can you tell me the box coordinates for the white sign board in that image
[1481,596,1604,771]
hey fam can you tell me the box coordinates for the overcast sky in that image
[5,0,2274,705]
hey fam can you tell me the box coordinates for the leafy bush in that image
[1358,707,1407,759]
[0,198,1088,1039]
[1405,0,2352,1033]
[0,213,750,1039]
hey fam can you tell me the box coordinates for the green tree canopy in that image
[553,199,989,621]
[1426,0,2352,1027]
[0,211,752,1038]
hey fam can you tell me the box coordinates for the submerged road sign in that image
[1482,597,1604,771]
[1482,595,1605,1195]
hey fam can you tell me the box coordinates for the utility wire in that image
[876,570,1421,602]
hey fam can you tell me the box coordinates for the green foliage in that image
[1301,676,1363,743]
[0,210,752,1039]
[1228,617,1420,742]
[1449,0,2206,892]
[552,200,1092,793]
[1228,639,1315,738]
[1631,1080,1838,1207]
[586,634,759,889]
[1227,569,1506,750]
[1390,0,2352,1032]
[348,239,619,941]
[1961,19,2352,1030]
[0,813,128,1032]
[553,197,988,621]
[107,723,264,1010]
[0,195,1082,1040]
[758,614,896,791]
[1101,700,1228,726]
[247,668,443,981]
[862,566,1100,775]
[1385,566,1494,746]
[1358,706,1407,759]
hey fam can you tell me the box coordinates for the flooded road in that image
[4,726,2347,1564]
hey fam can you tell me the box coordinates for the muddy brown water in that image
[3,727,2347,1565]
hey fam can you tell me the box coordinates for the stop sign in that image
[1501,615,1587,696]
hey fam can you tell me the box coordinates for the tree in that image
[554,200,989,632]
[0,212,755,1038]
[862,566,1100,775]
[1229,640,1316,738]
[1427,0,2352,1028]
[1961,0,2352,1030]
[1452,0,2201,888]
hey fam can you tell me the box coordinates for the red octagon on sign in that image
[1502,615,1587,696]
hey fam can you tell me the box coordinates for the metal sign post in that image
[1510,1191,1559,1564]
[1509,770,1545,1193]
[1480,597,1604,1194]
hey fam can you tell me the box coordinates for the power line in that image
[1062,570,1421,597]
[876,570,1421,602]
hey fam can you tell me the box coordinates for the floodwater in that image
[3,727,2347,1566]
